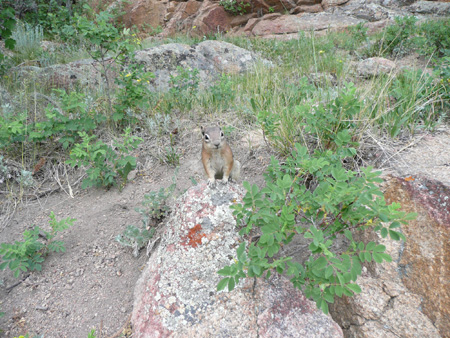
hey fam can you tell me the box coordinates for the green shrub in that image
[11,21,44,62]
[116,183,175,256]
[218,141,416,314]
[113,54,155,123]
[386,69,444,136]
[219,0,250,15]
[417,18,450,57]
[67,128,142,189]
[379,16,418,56]
[0,212,75,278]
[0,5,16,74]
[0,89,105,152]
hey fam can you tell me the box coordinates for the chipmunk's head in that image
[201,126,225,149]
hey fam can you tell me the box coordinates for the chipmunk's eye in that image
[204,134,210,141]
[220,131,224,138]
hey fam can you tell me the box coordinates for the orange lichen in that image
[182,224,206,248]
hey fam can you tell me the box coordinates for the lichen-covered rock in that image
[330,176,450,338]
[357,57,396,77]
[15,41,270,93]
[135,40,272,91]
[14,58,114,91]
[408,0,450,15]
[132,182,343,337]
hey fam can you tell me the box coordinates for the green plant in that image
[87,329,96,338]
[0,89,104,152]
[217,141,416,314]
[257,81,361,156]
[416,18,450,58]
[116,182,176,256]
[219,0,250,15]
[76,6,138,116]
[386,69,443,137]
[379,16,418,56]
[0,212,75,278]
[11,21,44,63]
[0,5,16,74]
[435,56,450,111]
[114,54,155,122]
[67,128,142,189]
[206,74,236,110]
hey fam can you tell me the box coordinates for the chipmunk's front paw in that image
[221,177,230,185]
[207,178,216,187]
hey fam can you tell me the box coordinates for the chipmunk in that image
[201,126,240,186]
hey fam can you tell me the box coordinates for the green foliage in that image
[257,81,361,155]
[416,18,450,58]
[208,74,236,110]
[0,89,104,151]
[113,54,155,122]
[10,21,43,62]
[0,212,75,278]
[219,0,250,15]
[87,329,96,338]
[218,142,415,314]
[385,69,444,136]
[379,16,418,56]
[116,182,175,256]
[76,6,140,116]
[434,56,450,113]
[33,0,86,41]
[0,5,16,73]
[168,66,200,111]
[66,128,142,189]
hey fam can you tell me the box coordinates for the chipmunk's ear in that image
[201,126,205,136]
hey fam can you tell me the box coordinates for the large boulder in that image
[164,0,234,36]
[122,0,168,32]
[13,41,271,92]
[329,176,450,338]
[247,12,363,37]
[132,182,344,337]
[134,40,272,91]
[408,0,450,14]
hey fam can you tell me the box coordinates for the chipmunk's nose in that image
[213,142,220,148]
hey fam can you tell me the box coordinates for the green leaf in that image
[325,265,334,279]
[366,242,376,251]
[335,285,343,297]
[217,278,229,291]
[374,244,386,253]
[320,300,329,314]
[380,228,388,238]
[228,277,236,291]
[372,253,383,263]
[236,242,246,261]
[389,221,401,229]
[389,230,400,241]
[218,266,233,276]
[314,256,328,270]
[346,283,362,294]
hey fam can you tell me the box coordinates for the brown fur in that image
[201,126,240,186]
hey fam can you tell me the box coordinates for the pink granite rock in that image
[132,182,343,337]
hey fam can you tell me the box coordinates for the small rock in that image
[357,57,396,78]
